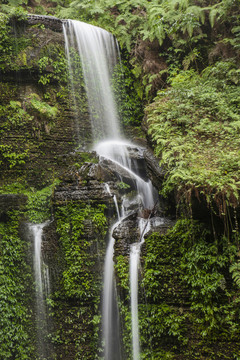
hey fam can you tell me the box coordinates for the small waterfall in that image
[130,218,151,360]
[103,185,121,360]
[29,222,50,359]
[105,183,120,220]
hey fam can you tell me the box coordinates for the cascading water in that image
[103,184,122,359]
[29,222,51,359]
[130,218,151,360]
[63,19,157,359]
[63,20,121,142]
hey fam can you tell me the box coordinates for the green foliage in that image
[0,211,34,358]
[230,261,240,288]
[0,144,29,169]
[56,202,107,299]
[117,181,131,190]
[209,0,240,28]
[26,182,58,223]
[0,98,33,130]
[0,13,14,69]
[0,12,31,71]
[138,219,240,358]
[0,97,50,170]
[38,45,68,86]
[115,255,129,293]
[147,62,240,208]
[142,0,206,45]
[26,93,58,120]
[112,59,144,127]
[56,0,239,102]
[48,201,108,358]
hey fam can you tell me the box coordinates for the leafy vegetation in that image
[139,220,240,359]
[114,219,240,359]
[0,211,34,359]
[147,62,240,212]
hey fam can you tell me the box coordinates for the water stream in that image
[130,218,151,360]
[29,222,50,359]
[103,185,122,359]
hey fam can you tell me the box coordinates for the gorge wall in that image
[0,14,240,360]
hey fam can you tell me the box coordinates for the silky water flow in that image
[29,222,51,359]
[63,19,157,359]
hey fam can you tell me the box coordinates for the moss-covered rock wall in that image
[0,14,91,189]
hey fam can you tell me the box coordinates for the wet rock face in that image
[113,212,139,256]
[26,15,64,32]
[54,159,120,205]
[143,148,165,188]
[0,194,27,218]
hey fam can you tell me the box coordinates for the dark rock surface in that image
[27,14,64,32]
[0,194,28,217]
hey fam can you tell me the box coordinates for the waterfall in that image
[103,184,121,360]
[63,19,157,359]
[29,222,50,359]
[63,20,121,142]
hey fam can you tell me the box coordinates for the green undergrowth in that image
[147,61,240,211]
[0,210,34,359]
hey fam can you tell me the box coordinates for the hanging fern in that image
[230,261,240,288]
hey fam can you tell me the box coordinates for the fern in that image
[230,262,240,288]
[146,63,240,207]
[209,6,219,28]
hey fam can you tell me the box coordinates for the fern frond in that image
[187,5,205,24]
[230,262,240,288]
[170,0,189,11]
[209,7,219,28]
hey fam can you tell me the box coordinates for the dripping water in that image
[105,183,120,221]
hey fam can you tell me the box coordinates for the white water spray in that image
[96,140,155,209]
